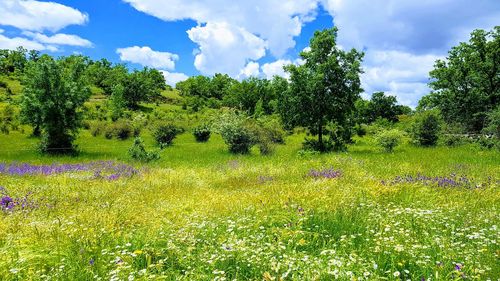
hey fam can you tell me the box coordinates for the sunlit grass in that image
[0,131,498,280]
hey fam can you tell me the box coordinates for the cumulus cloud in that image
[124,0,318,57]
[0,33,57,51]
[160,70,189,86]
[188,22,267,76]
[238,62,260,79]
[0,0,88,32]
[362,50,442,107]
[117,46,179,70]
[23,32,92,47]
[321,0,500,106]
[261,59,293,79]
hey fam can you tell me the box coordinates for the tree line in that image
[0,26,498,154]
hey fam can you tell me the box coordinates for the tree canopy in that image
[279,27,364,151]
[423,26,499,133]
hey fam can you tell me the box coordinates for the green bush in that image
[113,120,133,140]
[102,120,133,140]
[152,123,181,148]
[442,134,468,147]
[411,110,441,146]
[216,111,256,154]
[193,124,211,142]
[376,129,403,152]
[256,116,286,144]
[128,137,159,162]
[89,121,105,137]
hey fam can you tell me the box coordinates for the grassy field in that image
[0,130,499,280]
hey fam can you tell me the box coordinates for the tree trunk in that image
[318,123,323,149]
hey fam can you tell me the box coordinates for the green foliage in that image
[256,115,286,144]
[89,121,105,137]
[425,27,499,133]
[20,55,91,154]
[482,106,500,138]
[279,27,363,150]
[0,104,19,134]
[376,129,404,152]
[216,111,256,154]
[128,137,160,162]
[0,47,28,76]
[152,123,182,148]
[193,124,211,142]
[411,110,442,147]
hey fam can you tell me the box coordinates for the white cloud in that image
[261,59,292,79]
[321,0,500,107]
[362,50,442,107]
[117,46,179,70]
[0,0,88,32]
[123,0,319,57]
[160,70,189,86]
[23,32,92,47]
[187,22,267,76]
[0,33,57,51]
[238,61,260,79]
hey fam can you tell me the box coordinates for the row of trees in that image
[1,26,497,154]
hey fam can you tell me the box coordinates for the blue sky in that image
[0,0,498,107]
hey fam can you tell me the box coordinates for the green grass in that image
[0,130,498,280]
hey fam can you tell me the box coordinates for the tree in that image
[279,27,364,151]
[112,68,163,110]
[20,55,91,153]
[424,26,499,133]
[411,110,441,147]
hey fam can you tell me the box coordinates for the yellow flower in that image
[133,250,143,255]
[298,238,306,246]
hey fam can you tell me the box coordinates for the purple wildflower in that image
[307,167,342,179]
[89,259,95,266]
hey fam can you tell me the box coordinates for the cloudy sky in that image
[1,0,498,106]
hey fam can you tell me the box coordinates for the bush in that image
[442,134,467,147]
[476,136,499,150]
[302,138,334,152]
[258,140,275,155]
[152,123,181,148]
[128,137,160,162]
[193,124,211,142]
[411,110,441,146]
[113,120,133,140]
[376,129,403,152]
[102,120,133,140]
[89,121,105,137]
[256,116,286,144]
[216,111,256,154]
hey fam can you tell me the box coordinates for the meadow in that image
[0,130,499,280]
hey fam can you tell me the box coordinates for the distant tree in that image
[20,55,91,153]
[424,26,499,133]
[112,68,163,110]
[0,47,28,75]
[225,77,272,115]
[279,27,364,151]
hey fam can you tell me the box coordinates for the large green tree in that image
[20,55,91,153]
[424,26,499,132]
[279,27,364,151]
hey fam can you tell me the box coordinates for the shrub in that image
[302,138,334,152]
[476,136,499,150]
[89,121,105,137]
[216,111,256,154]
[482,106,500,138]
[113,120,133,140]
[128,137,159,162]
[256,116,286,144]
[152,123,181,148]
[193,124,211,142]
[376,129,403,152]
[442,134,467,147]
[258,140,275,155]
[411,110,441,146]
